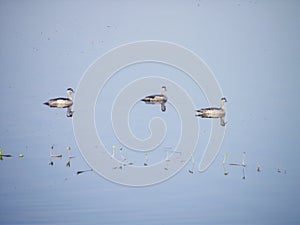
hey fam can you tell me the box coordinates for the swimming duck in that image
[141,86,167,112]
[196,97,227,126]
[44,88,74,117]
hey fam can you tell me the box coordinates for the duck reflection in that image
[196,97,227,126]
[141,86,167,112]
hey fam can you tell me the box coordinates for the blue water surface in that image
[1,1,300,225]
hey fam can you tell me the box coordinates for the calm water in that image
[1,1,300,225]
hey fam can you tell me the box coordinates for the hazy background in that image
[1,1,300,224]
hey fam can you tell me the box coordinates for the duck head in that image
[221,97,227,102]
[67,88,74,94]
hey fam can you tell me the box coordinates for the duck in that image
[141,86,167,112]
[196,97,227,126]
[44,88,74,117]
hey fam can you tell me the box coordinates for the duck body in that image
[44,97,73,108]
[141,94,167,104]
[196,107,225,118]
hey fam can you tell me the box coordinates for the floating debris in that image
[257,161,261,172]
[188,151,195,174]
[49,145,62,166]
[164,147,172,162]
[0,149,12,160]
[144,152,149,166]
[77,169,93,175]
[277,166,287,174]
[50,154,62,158]
[65,146,74,167]
[119,147,126,162]
[66,160,71,167]
[66,146,75,159]
[120,147,133,166]
[228,152,246,179]
[222,153,229,176]
[111,145,116,159]
[164,147,176,170]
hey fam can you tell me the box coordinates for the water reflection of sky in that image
[1,1,300,224]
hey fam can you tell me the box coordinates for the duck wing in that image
[196,107,219,112]
[142,94,166,103]
[141,94,158,101]
[49,97,70,101]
